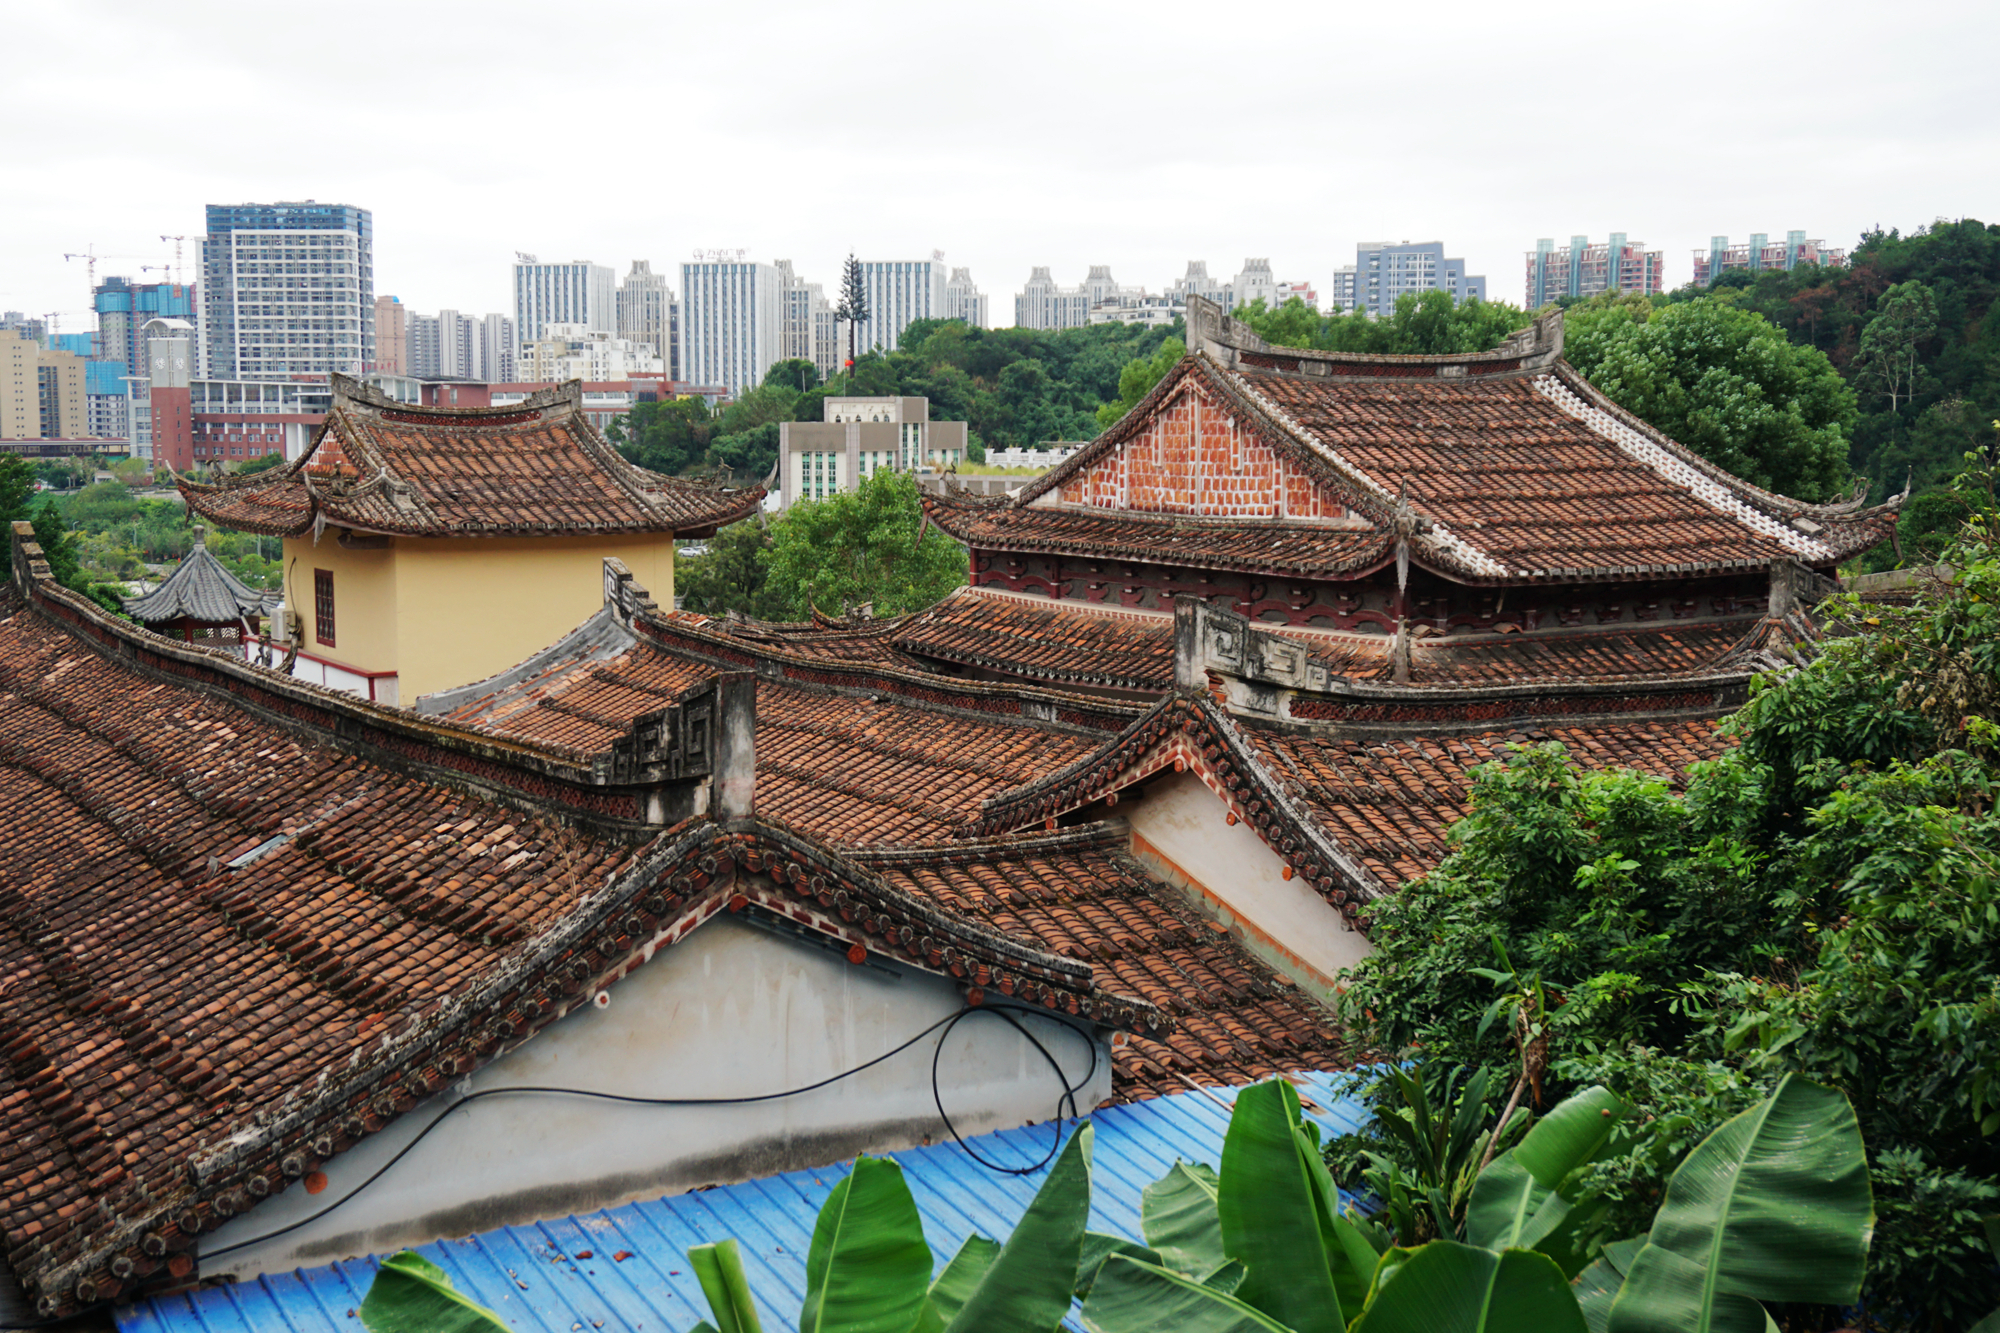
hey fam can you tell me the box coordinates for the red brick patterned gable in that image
[1057,382,1351,522]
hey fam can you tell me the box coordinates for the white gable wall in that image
[200,912,1106,1278]
[1125,770,1371,1003]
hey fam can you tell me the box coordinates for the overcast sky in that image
[5,0,1996,330]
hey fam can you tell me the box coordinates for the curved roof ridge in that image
[120,531,278,625]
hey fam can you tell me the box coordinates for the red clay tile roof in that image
[923,490,1392,580]
[1404,617,1761,685]
[180,378,762,539]
[1006,302,1899,583]
[850,827,1344,1101]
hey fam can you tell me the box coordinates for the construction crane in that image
[159,235,198,286]
[64,246,167,358]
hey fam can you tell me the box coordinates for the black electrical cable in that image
[8,998,1104,1328]
[201,999,1096,1264]
[929,1002,1100,1175]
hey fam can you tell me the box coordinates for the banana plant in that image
[358,1250,511,1333]
[689,1124,1093,1333]
[1603,1073,1873,1333]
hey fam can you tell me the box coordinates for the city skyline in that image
[3,0,1994,327]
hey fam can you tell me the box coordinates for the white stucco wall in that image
[200,913,1107,1278]
[1125,770,1371,1001]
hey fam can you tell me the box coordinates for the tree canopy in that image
[763,468,966,619]
[1561,293,1856,501]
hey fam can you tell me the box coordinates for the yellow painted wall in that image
[282,535,399,678]
[390,532,677,699]
[278,531,677,701]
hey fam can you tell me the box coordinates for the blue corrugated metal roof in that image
[119,1071,1369,1333]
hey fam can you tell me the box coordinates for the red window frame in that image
[313,569,336,647]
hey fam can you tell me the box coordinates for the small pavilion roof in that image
[119,528,278,626]
[179,377,763,539]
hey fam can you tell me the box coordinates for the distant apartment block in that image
[775,260,832,380]
[944,268,988,328]
[777,395,968,509]
[1692,231,1848,285]
[407,313,442,379]
[438,310,481,378]
[512,256,614,348]
[1086,294,1185,327]
[1331,242,1485,316]
[1014,268,1090,331]
[1170,262,1229,307]
[95,276,196,375]
[1525,234,1664,307]
[616,261,678,379]
[478,314,517,384]
[856,258,947,354]
[1230,259,1277,312]
[518,324,663,382]
[374,295,407,374]
[680,258,783,396]
[199,200,374,379]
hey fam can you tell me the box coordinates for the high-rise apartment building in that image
[1169,262,1229,308]
[1525,234,1664,307]
[1692,231,1847,285]
[517,324,663,382]
[679,258,783,396]
[198,201,374,379]
[774,261,831,380]
[94,277,196,374]
[512,256,614,350]
[374,295,408,374]
[943,268,988,329]
[1,333,37,439]
[1014,268,1090,331]
[1330,242,1487,317]
[616,261,677,379]
[854,259,946,354]
[478,314,517,383]
[438,310,481,378]
[407,314,441,379]
[1230,259,1277,312]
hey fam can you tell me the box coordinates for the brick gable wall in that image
[1059,383,1349,522]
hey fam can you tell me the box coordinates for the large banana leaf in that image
[1573,1237,1645,1333]
[1081,1254,1295,1333]
[1075,1232,1162,1300]
[1218,1079,1343,1333]
[688,1239,766,1333]
[1295,1117,1391,1314]
[358,1251,511,1333]
[799,1156,933,1333]
[1466,1085,1626,1259]
[1141,1160,1228,1277]
[1606,1074,1872,1333]
[912,1236,999,1333]
[1348,1240,1587,1333]
[943,1122,1093,1333]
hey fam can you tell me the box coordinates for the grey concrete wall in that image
[199,914,1106,1278]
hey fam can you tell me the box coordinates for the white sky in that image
[4,0,1996,330]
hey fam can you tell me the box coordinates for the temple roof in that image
[179,377,762,539]
[119,529,279,626]
[936,298,1899,586]
[0,527,1341,1319]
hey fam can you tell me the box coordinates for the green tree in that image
[762,358,820,394]
[30,499,83,589]
[236,450,287,476]
[763,469,966,618]
[835,253,869,374]
[1561,294,1855,500]
[1096,337,1185,430]
[1855,280,1940,415]
[675,519,783,620]
[0,455,34,528]
[610,396,713,475]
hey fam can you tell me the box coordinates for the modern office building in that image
[374,295,408,374]
[777,395,968,509]
[1692,231,1848,285]
[616,261,677,380]
[944,268,988,328]
[1525,234,1665,307]
[198,201,374,379]
[679,258,783,396]
[1330,242,1486,317]
[512,256,615,348]
[1014,268,1090,331]
[854,258,946,354]
[407,313,441,379]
